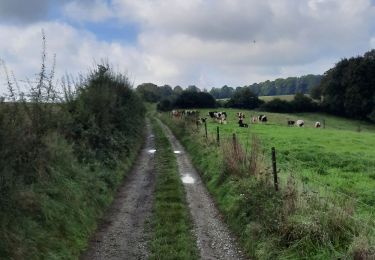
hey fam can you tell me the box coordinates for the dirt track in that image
[158,120,246,260]
[81,118,246,260]
[81,120,156,260]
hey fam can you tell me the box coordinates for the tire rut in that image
[158,120,247,260]
[81,119,156,260]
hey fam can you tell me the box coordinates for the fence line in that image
[181,117,375,230]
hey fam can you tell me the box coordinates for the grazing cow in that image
[287,120,295,126]
[213,111,227,124]
[296,120,304,127]
[208,111,217,118]
[185,110,199,117]
[315,121,321,128]
[238,118,248,128]
[237,112,245,119]
[172,110,183,118]
[258,115,267,122]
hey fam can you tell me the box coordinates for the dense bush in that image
[225,87,264,109]
[311,49,375,121]
[259,98,293,113]
[260,93,318,113]
[0,51,145,259]
[174,91,217,108]
[64,65,145,166]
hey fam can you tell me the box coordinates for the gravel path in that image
[158,120,247,260]
[81,120,156,260]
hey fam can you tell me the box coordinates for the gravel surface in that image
[159,120,247,260]
[81,120,156,260]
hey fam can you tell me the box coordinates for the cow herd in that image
[171,110,322,129]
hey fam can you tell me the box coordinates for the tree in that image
[173,85,183,94]
[136,83,160,102]
[186,85,201,92]
[174,91,216,108]
[226,87,263,109]
[311,49,375,121]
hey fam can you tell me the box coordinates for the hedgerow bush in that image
[0,36,145,259]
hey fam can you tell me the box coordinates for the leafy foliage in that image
[260,93,318,113]
[0,43,145,259]
[312,49,375,121]
[225,87,264,109]
[64,65,145,166]
[174,91,217,108]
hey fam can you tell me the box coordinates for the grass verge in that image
[160,113,375,259]
[149,118,199,260]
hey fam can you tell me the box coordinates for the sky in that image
[0,0,375,93]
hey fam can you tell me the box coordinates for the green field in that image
[163,109,375,258]
[199,109,375,214]
[258,95,296,102]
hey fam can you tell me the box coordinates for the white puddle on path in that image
[147,149,156,154]
[174,150,182,154]
[181,174,195,184]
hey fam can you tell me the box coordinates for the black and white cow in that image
[296,120,304,127]
[258,115,267,122]
[315,121,321,128]
[214,112,227,124]
[287,120,295,126]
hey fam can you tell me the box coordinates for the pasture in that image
[258,94,296,102]
[198,108,375,216]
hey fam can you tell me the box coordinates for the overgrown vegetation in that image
[225,87,264,109]
[311,49,375,122]
[260,93,318,113]
[0,38,145,259]
[149,119,199,260]
[160,111,375,259]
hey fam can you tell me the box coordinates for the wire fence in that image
[170,113,375,232]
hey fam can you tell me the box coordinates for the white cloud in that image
[1,0,375,91]
[63,0,114,23]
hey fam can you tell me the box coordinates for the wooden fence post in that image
[272,147,279,191]
[204,121,208,139]
[216,126,220,146]
[232,133,237,153]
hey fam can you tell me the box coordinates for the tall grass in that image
[0,35,145,259]
[160,113,375,259]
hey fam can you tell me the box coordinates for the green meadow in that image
[162,108,375,258]
[199,109,375,216]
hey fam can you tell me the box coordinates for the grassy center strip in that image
[149,119,199,260]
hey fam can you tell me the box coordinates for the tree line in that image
[139,49,374,122]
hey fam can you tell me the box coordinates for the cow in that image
[296,120,304,127]
[172,110,183,118]
[237,112,245,119]
[315,121,321,128]
[287,120,295,126]
[213,111,227,124]
[238,118,248,128]
[208,111,217,118]
[251,116,258,123]
[185,110,199,117]
[258,115,267,122]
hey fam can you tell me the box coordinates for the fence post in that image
[232,133,237,153]
[216,126,220,146]
[204,120,208,139]
[272,147,279,191]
